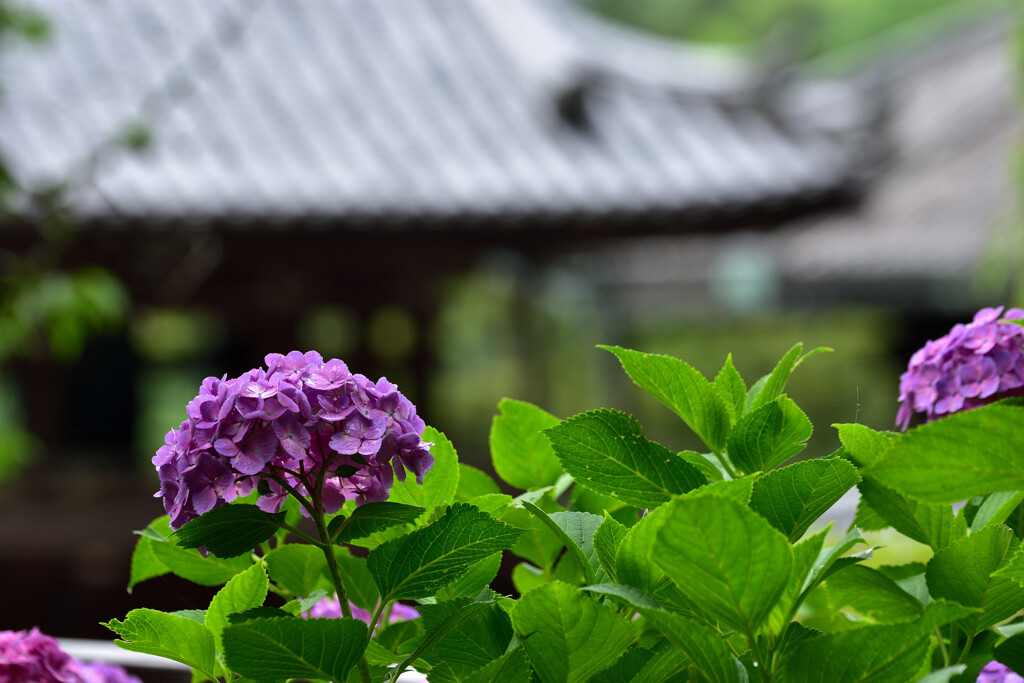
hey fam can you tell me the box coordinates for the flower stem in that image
[309,495,373,683]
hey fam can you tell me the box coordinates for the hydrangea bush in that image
[107,310,1024,682]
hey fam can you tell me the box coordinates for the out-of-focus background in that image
[0,0,1019,641]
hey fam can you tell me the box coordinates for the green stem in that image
[369,600,389,637]
[279,457,373,683]
[277,521,321,546]
[956,631,975,665]
[746,629,770,682]
[268,471,318,518]
[717,451,741,480]
[935,627,950,667]
[310,507,372,683]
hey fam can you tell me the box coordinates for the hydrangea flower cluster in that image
[303,593,420,632]
[978,661,1024,683]
[0,628,141,683]
[154,351,433,529]
[897,307,1024,429]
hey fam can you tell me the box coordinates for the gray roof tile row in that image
[0,0,879,229]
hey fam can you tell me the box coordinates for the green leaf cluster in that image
[110,343,1024,682]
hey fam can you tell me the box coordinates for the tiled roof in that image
[0,0,880,229]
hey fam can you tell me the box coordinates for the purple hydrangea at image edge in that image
[0,628,141,683]
[978,661,1024,683]
[897,306,1024,429]
[154,351,434,529]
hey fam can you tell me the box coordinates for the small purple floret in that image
[154,351,433,528]
[898,306,1024,428]
[978,661,1024,683]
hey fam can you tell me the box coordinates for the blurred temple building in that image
[0,0,884,460]
[569,11,1022,325]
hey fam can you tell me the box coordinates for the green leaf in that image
[368,503,522,601]
[763,528,828,634]
[510,581,636,683]
[419,597,513,669]
[146,516,251,586]
[389,426,460,510]
[332,547,382,610]
[265,545,330,600]
[972,491,1024,532]
[103,608,218,679]
[801,526,871,596]
[995,631,1024,676]
[520,503,600,585]
[222,616,369,682]
[466,493,513,518]
[652,494,794,634]
[439,552,503,600]
[747,343,829,412]
[592,647,655,683]
[693,479,758,508]
[625,643,691,683]
[280,590,328,616]
[463,649,532,683]
[856,477,965,550]
[501,504,564,571]
[616,504,671,593]
[174,609,207,623]
[599,345,729,452]
[640,608,745,683]
[363,638,403,666]
[825,564,923,623]
[206,563,270,657]
[592,514,628,583]
[490,398,563,490]
[713,353,747,425]
[548,507,607,584]
[852,495,890,531]
[750,457,860,542]
[782,601,969,682]
[330,502,426,544]
[375,618,424,656]
[512,562,547,595]
[580,583,661,610]
[175,504,285,558]
[678,450,728,481]
[544,409,707,509]
[726,396,812,474]
[928,524,1024,635]
[917,665,968,683]
[570,484,629,516]
[835,423,900,468]
[394,593,496,678]
[865,403,1024,502]
[455,464,501,501]
[128,534,169,592]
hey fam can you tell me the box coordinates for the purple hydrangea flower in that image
[0,629,140,683]
[978,661,1024,683]
[302,594,420,633]
[77,662,143,683]
[898,307,1024,429]
[154,352,433,528]
[0,628,81,683]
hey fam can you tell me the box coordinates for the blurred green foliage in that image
[0,2,131,485]
[429,262,903,472]
[0,267,127,361]
[581,0,1003,57]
